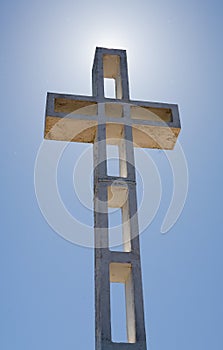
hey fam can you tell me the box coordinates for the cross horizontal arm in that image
[44,92,180,149]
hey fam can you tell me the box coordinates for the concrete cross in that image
[44,47,181,350]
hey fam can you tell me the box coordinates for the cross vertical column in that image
[93,48,147,350]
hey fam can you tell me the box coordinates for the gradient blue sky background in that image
[1,0,223,349]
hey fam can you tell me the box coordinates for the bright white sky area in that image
[1,0,223,349]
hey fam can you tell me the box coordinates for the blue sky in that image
[1,0,223,349]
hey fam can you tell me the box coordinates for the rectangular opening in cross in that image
[105,123,129,178]
[110,263,136,343]
[103,54,122,99]
[108,208,123,252]
[104,78,116,98]
[110,282,127,342]
[105,103,123,118]
[107,187,131,252]
[131,105,172,122]
[54,98,97,115]
[106,144,120,176]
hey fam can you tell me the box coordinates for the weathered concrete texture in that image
[43,47,181,350]
[44,93,180,149]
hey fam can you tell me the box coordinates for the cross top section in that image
[92,47,130,99]
[44,47,181,149]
